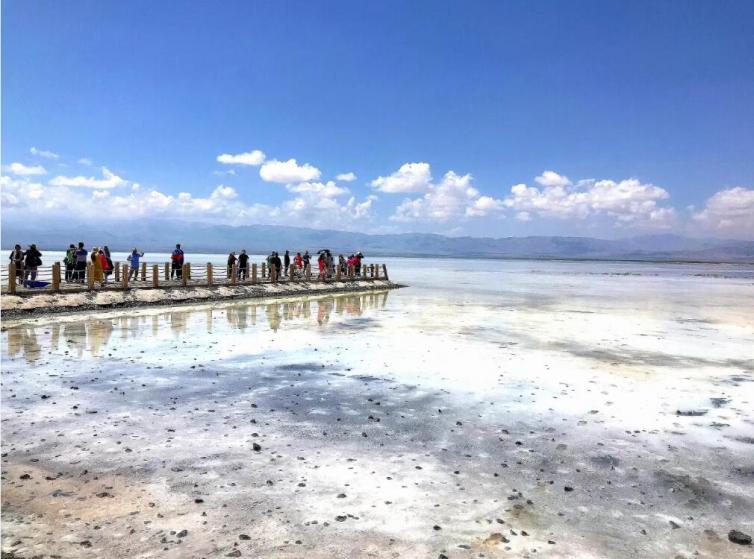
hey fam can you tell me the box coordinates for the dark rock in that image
[226,550,242,557]
[564,486,574,492]
[728,530,752,545]
[177,529,188,538]
[239,534,250,540]
[252,443,262,451]
[676,409,708,417]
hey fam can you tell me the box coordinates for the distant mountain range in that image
[2,220,753,262]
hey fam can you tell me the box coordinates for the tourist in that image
[326,250,335,278]
[266,251,274,278]
[272,252,282,281]
[284,250,291,276]
[103,246,114,279]
[339,254,346,274]
[303,250,311,270]
[355,251,363,275]
[98,249,111,283]
[91,247,104,285]
[317,252,326,279]
[171,244,184,279]
[64,244,76,282]
[238,250,249,279]
[127,248,144,281]
[347,253,358,274]
[74,242,88,283]
[9,244,24,281]
[227,251,237,279]
[294,252,303,269]
[22,244,42,287]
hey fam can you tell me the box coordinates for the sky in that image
[2,0,753,239]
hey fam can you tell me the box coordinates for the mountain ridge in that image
[2,221,753,262]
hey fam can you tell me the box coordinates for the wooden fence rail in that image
[2,260,389,295]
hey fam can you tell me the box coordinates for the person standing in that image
[9,244,24,282]
[272,252,282,281]
[74,242,88,283]
[294,252,303,269]
[317,252,326,279]
[238,250,249,280]
[64,244,76,282]
[23,244,42,287]
[98,249,111,283]
[303,250,310,270]
[284,250,291,276]
[338,254,346,274]
[171,244,184,279]
[103,246,114,279]
[127,248,144,281]
[227,251,237,279]
[91,248,104,285]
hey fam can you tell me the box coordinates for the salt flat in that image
[2,258,753,558]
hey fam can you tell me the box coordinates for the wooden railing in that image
[3,261,390,295]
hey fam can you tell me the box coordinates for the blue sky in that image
[2,0,753,238]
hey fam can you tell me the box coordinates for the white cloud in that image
[286,180,349,198]
[692,187,754,236]
[336,172,357,182]
[535,170,571,188]
[49,167,127,189]
[260,158,321,183]
[78,158,93,166]
[392,169,505,222]
[371,162,432,193]
[503,174,676,228]
[3,162,47,176]
[30,147,59,159]
[216,149,266,166]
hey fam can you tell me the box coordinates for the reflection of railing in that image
[4,290,391,364]
[3,261,390,295]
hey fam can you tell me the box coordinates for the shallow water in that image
[2,258,754,558]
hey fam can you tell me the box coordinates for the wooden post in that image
[375,264,380,279]
[305,263,311,281]
[182,264,188,287]
[370,264,375,278]
[271,265,277,283]
[362,265,367,279]
[164,262,170,281]
[87,264,95,290]
[114,262,120,282]
[207,263,213,286]
[186,262,191,280]
[382,264,389,281]
[152,265,159,288]
[231,263,238,285]
[261,263,266,279]
[336,266,341,281]
[52,262,61,292]
[141,262,146,281]
[8,262,16,294]
[289,264,295,281]
[348,265,354,280]
[251,263,258,284]
[122,263,129,289]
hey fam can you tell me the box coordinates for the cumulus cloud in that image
[336,172,357,182]
[3,162,47,176]
[503,173,676,228]
[535,170,570,188]
[49,167,127,189]
[260,158,321,184]
[30,147,59,159]
[286,180,349,198]
[392,169,505,222]
[78,158,93,166]
[371,162,432,193]
[692,187,754,236]
[216,149,266,166]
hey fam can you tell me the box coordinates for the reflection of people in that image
[317,298,333,325]
[266,303,281,331]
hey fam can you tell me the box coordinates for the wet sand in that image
[2,259,753,558]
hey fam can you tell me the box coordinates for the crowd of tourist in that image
[9,243,365,288]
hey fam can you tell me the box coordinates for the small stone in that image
[239,534,251,540]
[564,486,574,492]
[226,550,242,557]
[177,529,188,538]
[252,443,262,451]
[19,474,31,480]
[433,525,442,531]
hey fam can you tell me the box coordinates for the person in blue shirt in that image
[74,242,88,283]
[127,248,144,281]
[171,244,184,279]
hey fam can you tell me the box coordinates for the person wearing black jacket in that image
[238,250,249,280]
[23,244,42,286]
[284,250,291,277]
[9,244,24,280]
[272,252,282,281]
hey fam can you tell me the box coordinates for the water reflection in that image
[2,290,390,363]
